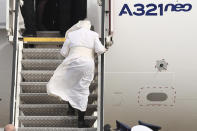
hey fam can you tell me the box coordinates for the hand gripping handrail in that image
[98,0,102,6]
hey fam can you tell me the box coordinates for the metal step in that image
[21,70,53,82]
[22,60,62,70]
[20,93,97,104]
[18,116,97,127]
[18,127,97,131]
[36,31,62,37]
[23,37,65,44]
[20,82,98,93]
[20,82,46,93]
[22,60,98,70]
[22,48,99,62]
[23,48,63,59]
[21,70,98,82]
[20,104,97,116]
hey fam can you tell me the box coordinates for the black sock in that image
[78,110,86,122]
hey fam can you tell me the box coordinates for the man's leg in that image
[78,110,89,128]
[67,102,75,115]
[58,0,72,36]
[21,0,37,36]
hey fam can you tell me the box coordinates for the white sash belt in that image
[69,46,94,59]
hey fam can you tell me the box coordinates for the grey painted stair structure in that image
[15,35,98,130]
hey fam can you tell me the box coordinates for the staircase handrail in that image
[10,0,20,124]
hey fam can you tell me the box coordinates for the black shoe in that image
[22,30,36,37]
[78,120,89,128]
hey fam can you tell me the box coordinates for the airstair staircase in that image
[13,31,99,131]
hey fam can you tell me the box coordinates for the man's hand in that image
[105,35,113,49]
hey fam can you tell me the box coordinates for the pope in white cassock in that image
[47,20,106,128]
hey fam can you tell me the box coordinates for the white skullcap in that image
[65,20,91,38]
[76,20,91,29]
[131,125,153,131]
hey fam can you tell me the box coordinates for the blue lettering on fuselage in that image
[119,4,133,16]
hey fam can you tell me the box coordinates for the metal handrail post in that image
[10,0,20,124]
[100,0,105,130]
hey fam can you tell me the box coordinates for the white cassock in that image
[47,27,106,111]
[131,125,153,131]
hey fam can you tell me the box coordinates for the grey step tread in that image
[18,116,97,127]
[23,48,63,59]
[20,93,97,104]
[21,70,53,82]
[20,82,47,93]
[22,48,99,62]
[18,127,97,131]
[20,82,98,93]
[21,70,98,82]
[22,60,62,70]
[22,60,98,70]
[23,48,61,52]
[37,31,60,33]
[19,104,97,116]
[36,31,62,37]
